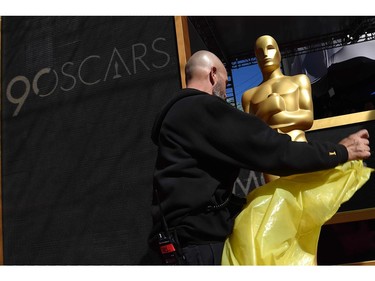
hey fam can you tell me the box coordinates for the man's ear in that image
[209,66,217,85]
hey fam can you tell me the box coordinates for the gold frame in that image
[174,16,191,88]
[308,109,375,225]
[310,109,375,131]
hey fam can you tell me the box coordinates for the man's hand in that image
[339,129,371,161]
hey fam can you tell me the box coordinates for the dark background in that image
[1,16,181,264]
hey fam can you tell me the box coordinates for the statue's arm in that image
[241,88,256,113]
[268,75,314,130]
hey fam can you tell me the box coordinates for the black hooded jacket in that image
[150,88,348,246]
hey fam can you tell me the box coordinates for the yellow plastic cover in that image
[222,160,374,265]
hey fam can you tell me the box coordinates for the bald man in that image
[147,50,371,265]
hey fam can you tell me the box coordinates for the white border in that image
[0,265,373,281]
[1,1,373,16]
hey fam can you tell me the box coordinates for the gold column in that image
[174,16,191,88]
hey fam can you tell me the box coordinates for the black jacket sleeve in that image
[160,93,348,176]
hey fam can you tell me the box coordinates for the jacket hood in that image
[151,89,205,145]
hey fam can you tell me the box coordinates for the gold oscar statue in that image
[242,35,314,182]
[221,35,373,266]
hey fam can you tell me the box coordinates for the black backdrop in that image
[1,16,181,264]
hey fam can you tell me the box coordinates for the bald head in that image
[185,50,222,81]
[185,50,228,99]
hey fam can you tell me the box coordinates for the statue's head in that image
[254,35,281,72]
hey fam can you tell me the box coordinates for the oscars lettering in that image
[6,37,171,117]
